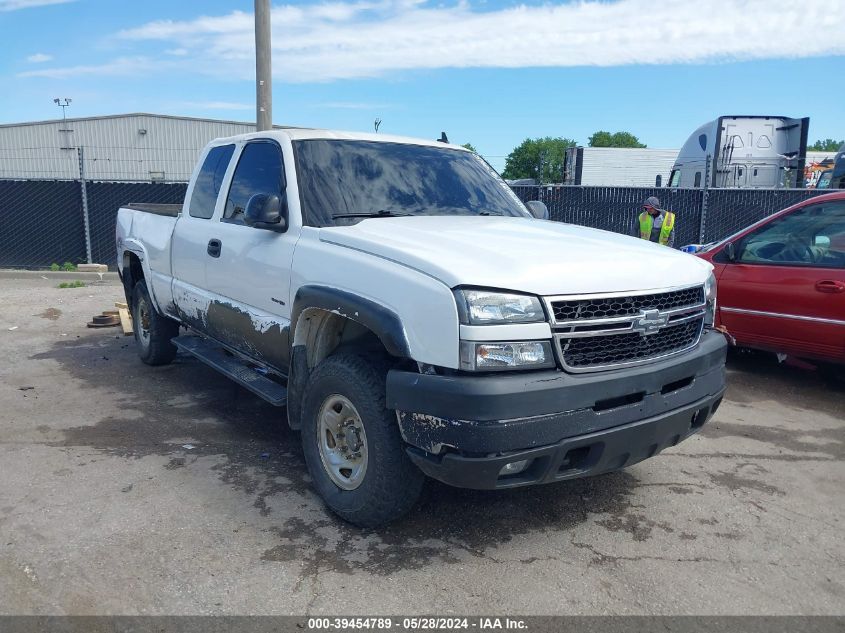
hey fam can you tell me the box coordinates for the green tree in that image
[461,142,477,153]
[588,130,647,148]
[809,139,844,152]
[502,136,577,182]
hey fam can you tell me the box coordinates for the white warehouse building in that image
[0,113,278,182]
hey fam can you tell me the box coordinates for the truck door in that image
[718,199,845,362]
[170,143,236,327]
[202,140,298,372]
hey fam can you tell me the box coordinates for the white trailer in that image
[563,147,678,187]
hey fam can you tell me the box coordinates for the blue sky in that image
[2,0,844,170]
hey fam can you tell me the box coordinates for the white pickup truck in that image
[116,129,727,527]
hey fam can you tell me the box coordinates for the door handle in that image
[207,239,222,258]
[815,280,845,293]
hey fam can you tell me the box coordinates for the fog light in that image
[499,459,530,476]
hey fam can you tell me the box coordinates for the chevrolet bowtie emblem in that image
[632,309,669,336]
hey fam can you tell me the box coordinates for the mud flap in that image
[287,345,309,430]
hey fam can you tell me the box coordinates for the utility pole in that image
[254,0,273,131]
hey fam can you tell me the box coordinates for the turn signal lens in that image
[460,341,554,371]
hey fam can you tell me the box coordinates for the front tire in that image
[301,353,424,528]
[132,279,179,366]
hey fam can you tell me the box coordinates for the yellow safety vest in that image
[639,211,675,245]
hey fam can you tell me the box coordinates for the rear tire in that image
[301,353,424,528]
[132,279,179,366]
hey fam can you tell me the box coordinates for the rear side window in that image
[188,144,235,219]
[224,142,284,221]
[669,170,681,187]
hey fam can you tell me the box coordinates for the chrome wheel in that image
[317,394,368,490]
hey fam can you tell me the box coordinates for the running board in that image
[173,336,288,406]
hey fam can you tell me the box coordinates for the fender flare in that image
[291,285,411,359]
[120,240,163,314]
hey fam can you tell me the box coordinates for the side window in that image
[669,170,681,187]
[693,172,702,188]
[188,144,235,219]
[738,202,845,268]
[224,142,284,222]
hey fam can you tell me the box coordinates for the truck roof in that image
[208,128,470,152]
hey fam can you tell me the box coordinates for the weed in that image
[58,280,85,289]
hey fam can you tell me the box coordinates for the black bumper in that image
[386,330,727,489]
[407,391,723,489]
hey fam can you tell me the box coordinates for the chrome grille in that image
[550,286,704,323]
[560,319,703,371]
[546,284,706,373]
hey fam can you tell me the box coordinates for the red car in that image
[697,191,845,365]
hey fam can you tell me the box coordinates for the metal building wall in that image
[0,114,257,181]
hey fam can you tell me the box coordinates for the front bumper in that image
[386,329,727,489]
[407,391,723,489]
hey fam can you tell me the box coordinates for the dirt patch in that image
[707,462,786,497]
[595,512,675,542]
[37,307,62,320]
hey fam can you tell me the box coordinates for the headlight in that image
[460,341,555,371]
[704,272,717,327]
[454,289,545,325]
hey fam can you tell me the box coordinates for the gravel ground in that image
[0,276,842,615]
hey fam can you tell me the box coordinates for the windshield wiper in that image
[333,209,411,219]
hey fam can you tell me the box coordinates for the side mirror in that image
[525,200,549,220]
[244,193,286,232]
[725,241,736,262]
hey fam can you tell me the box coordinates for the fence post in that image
[698,153,711,243]
[77,146,93,264]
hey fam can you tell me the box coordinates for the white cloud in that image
[25,0,845,82]
[178,101,253,110]
[26,53,53,63]
[165,48,189,56]
[0,0,73,10]
[17,57,160,79]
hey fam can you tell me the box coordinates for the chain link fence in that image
[512,185,835,246]
[1,173,839,270]
[700,188,837,243]
[87,182,188,265]
[0,180,86,269]
[0,179,186,269]
[515,185,704,246]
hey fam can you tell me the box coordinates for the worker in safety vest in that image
[635,196,676,247]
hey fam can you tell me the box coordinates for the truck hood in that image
[319,216,712,296]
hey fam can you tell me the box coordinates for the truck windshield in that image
[293,139,529,226]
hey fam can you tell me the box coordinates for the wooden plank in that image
[118,307,133,336]
[115,301,128,310]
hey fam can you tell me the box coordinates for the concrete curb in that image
[0,269,120,281]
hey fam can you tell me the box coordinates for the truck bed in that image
[123,203,182,217]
